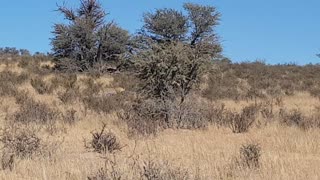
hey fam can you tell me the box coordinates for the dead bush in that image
[112,72,139,91]
[87,154,125,180]
[13,90,30,105]
[236,143,261,169]
[88,166,123,180]
[206,104,226,126]
[18,56,52,75]
[0,81,16,97]
[62,109,77,125]
[0,71,28,85]
[171,97,211,129]
[82,93,123,115]
[50,73,77,90]
[88,156,190,180]
[0,126,41,159]
[0,125,49,170]
[118,98,170,137]
[259,100,274,119]
[86,124,123,154]
[0,71,28,97]
[119,95,212,137]
[30,77,53,94]
[58,88,80,104]
[81,77,103,97]
[13,98,60,125]
[309,87,320,99]
[141,159,190,180]
[227,104,258,133]
[202,70,242,101]
[279,109,309,129]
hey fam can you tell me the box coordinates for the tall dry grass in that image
[0,59,320,179]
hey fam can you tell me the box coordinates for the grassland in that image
[0,56,320,180]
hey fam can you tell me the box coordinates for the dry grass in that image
[1,60,320,179]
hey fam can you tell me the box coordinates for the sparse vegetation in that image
[238,143,262,169]
[227,104,258,133]
[86,124,123,154]
[13,97,60,125]
[30,77,53,94]
[0,0,320,179]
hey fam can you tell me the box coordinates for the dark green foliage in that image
[143,8,188,41]
[121,3,223,135]
[136,42,208,102]
[136,3,221,103]
[52,0,130,71]
[0,47,20,56]
[184,3,220,46]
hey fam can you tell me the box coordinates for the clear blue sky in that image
[0,0,319,64]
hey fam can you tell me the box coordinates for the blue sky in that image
[0,0,319,64]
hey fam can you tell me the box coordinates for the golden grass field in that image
[0,61,320,180]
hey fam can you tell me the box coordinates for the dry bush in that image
[82,93,123,115]
[58,88,80,104]
[13,90,30,105]
[112,72,139,91]
[88,166,123,180]
[119,95,212,137]
[309,87,320,99]
[0,71,28,97]
[278,108,320,129]
[203,61,320,100]
[259,100,275,119]
[86,124,123,154]
[0,81,16,97]
[118,97,170,136]
[13,97,60,125]
[50,73,78,90]
[0,70,28,85]
[51,74,80,104]
[17,55,53,75]
[0,125,51,170]
[0,126,41,159]
[30,77,53,94]
[245,88,266,101]
[62,109,77,125]
[140,159,190,180]
[206,104,226,126]
[88,157,190,180]
[279,109,309,129]
[81,77,103,96]
[227,104,258,133]
[202,69,242,101]
[171,97,211,129]
[87,154,126,180]
[236,143,261,169]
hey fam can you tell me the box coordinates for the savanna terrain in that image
[0,55,320,180]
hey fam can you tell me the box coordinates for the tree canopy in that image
[51,0,131,72]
